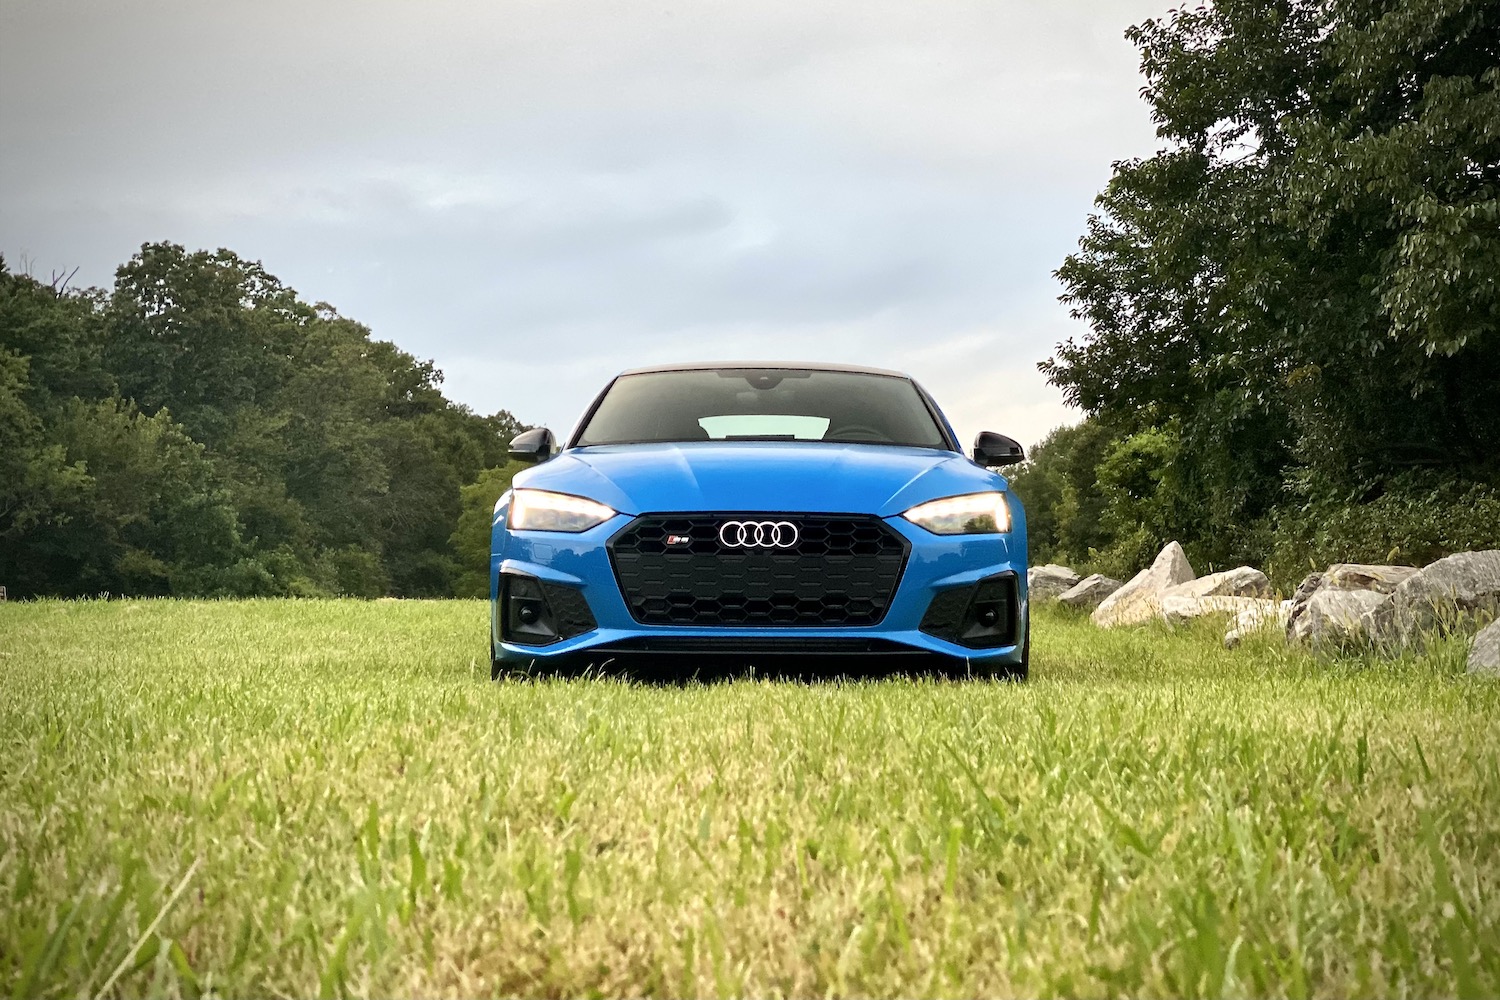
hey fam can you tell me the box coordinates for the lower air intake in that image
[919,572,1019,648]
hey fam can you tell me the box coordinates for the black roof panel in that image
[617,360,911,379]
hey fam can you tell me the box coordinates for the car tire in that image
[491,653,542,681]
[1017,616,1030,676]
[962,617,1029,682]
[493,651,572,681]
[1011,616,1031,681]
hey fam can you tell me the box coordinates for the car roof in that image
[616,361,913,379]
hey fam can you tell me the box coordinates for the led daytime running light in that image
[901,492,1010,535]
[509,489,617,532]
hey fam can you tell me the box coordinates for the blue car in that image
[490,363,1029,679]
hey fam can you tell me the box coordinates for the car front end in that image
[489,364,1029,678]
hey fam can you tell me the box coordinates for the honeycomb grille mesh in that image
[608,514,909,626]
[918,588,972,639]
[538,581,597,640]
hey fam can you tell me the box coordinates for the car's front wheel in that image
[491,651,558,681]
[1013,617,1031,679]
[950,617,1028,682]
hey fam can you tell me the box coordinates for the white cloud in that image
[1,0,1167,449]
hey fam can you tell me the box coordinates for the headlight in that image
[901,492,1011,535]
[508,489,617,532]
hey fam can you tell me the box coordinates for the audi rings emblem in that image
[718,520,799,548]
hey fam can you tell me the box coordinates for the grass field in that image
[2,599,1498,998]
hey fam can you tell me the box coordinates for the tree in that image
[0,349,94,576]
[1007,420,1116,568]
[105,243,311,449]
[3,399,241,596]
[0,257,112,407]
[1044,0,1500,574]
[1,246,533,598]
[450,464,525,598]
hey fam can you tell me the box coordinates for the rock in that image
[1361,598,1397,648]
[1284,572,1325,640]
[1285,564,1419,644]
[1028,564,1082,602]
[1225,600,1293,649]
[1323,563,1420,594]
[1161,595,1274,626]
[1390,550,1500,642]
[1469,620,1500,676]
[1162,566,1271,600]
[1057,574,1123,610]
[1290,589,1389,646]
[1291,572,1325,602]
[1092,542,1196,628]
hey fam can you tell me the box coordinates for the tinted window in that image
[575,369,950,449]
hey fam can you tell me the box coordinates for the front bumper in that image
[490,513,1028,666]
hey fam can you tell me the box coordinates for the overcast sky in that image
[1,0,1164,449]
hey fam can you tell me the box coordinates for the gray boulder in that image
[1163,566,1271,600]
[1285,564,1419,644]
[1161,595,1275,626]
[1290,589,1390,646]
[1225,600,1293,649]
[1057,573,1122,610]
[1028,564,1082,602]
[1092,542,1196,628]
[1291,572,1325,602]
[1284,572,1325,640]
[1324,563,1419,594]
[1469,620,1500,676]
[1390,550,1500,642]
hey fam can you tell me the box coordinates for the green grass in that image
[2,599,1498,998]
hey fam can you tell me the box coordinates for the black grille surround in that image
[499,574,597,646]
[919,572,1019,649]
[608,513,910,627]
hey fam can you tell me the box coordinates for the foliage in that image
[1271,473,1500,577]
[450,463,526,598]
[1005,420,1114,568]
[0,247,526,598]
[3,599,1498,996]
[1033,0,1500,581]
[19,398,242,597]
[1013,415,1500,590]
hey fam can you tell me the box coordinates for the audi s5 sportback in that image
[490,363,1029,678]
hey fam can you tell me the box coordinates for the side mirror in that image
[509,427,557,464]
[973,431,1024,467]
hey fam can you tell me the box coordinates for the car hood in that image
[514,442,1007,516]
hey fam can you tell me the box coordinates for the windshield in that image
[574,369,951,449]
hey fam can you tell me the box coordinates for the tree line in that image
[1,243,524,599]
[1012,0,1499,586]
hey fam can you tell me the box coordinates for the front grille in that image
[608,514,909,626]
